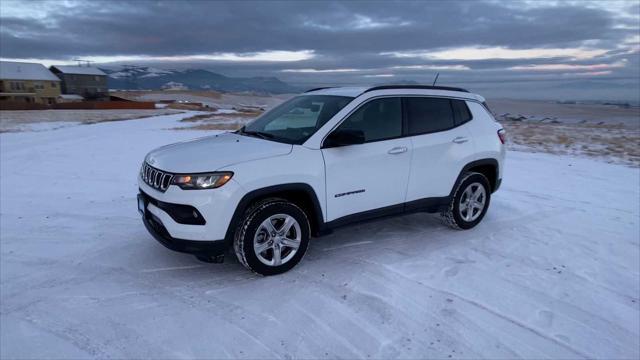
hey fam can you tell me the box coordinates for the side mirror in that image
[323,129,365,148]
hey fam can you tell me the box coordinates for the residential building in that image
[0,61,61,105]
[50,65,108,100]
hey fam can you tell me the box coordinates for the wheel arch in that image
[224,183,325,243]
[449,159,500,197]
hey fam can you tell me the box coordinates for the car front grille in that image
[141,162,173,192]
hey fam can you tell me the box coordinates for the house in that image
[0,61,61,105]
[49,65,108,100]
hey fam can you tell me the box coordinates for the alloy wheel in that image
[253,214,302,266]
[458,182,486,222]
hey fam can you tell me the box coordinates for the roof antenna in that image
[432,72,440,86]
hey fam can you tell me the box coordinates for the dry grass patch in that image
[501,121,640,166]
[111,90,222,101]
[180,110,262,123]
[179,114,219,122]
[172,122,245,131]
[172,110,262,131]
[166,103,215,111]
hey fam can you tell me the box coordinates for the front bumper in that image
[139,192,227,256]
[138,175,243,241]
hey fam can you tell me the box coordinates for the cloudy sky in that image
[1,0,638,100]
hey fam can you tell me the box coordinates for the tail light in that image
[497,129,506,144]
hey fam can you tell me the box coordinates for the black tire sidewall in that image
[451,173,491,229]
[239,201,310,276]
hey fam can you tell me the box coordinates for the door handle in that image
[452,136,469,144]
[388,146,408,155]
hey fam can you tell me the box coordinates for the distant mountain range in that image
[101,66,299,94]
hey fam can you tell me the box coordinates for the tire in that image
[233,198,311,276]
[441,172,491,230]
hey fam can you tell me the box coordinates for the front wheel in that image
[234,198,311,275]
[441,172,491,230]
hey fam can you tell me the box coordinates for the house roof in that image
[0,61,61,81]
[50,65,106,76]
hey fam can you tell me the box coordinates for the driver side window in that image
[336,97,402,142]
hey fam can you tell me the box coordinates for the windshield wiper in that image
[239,127,275,140]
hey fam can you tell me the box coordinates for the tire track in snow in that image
[306,255,555,358]
[373,261,593,359]
[321,240,373,251]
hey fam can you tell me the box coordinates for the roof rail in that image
[364,85,469,93]
[304,86,335,93]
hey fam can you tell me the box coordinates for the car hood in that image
[145,132,292,173]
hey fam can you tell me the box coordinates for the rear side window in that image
[406,97,454,135]
[451,99,472,125]
[337,97,402,142]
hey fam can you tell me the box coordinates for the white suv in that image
[138,85,506,275]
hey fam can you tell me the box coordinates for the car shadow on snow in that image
[132,210,497,282]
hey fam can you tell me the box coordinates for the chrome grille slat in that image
[161,174,172,190]
[141,162,174,192]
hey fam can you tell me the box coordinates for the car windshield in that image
[240,95,354,144]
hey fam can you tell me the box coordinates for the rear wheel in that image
[234,198,310,275]
[441,172,491,229]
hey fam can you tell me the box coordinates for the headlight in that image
[171,172,233,190]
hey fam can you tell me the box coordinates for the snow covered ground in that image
[113,90,291,110]
[0,109,183,133]
[1,112,638,359]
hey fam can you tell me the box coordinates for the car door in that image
[321,97,412,221]
[404,97,476,201]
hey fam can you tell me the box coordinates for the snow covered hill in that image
[1,113,638,358]
[101,66,298,93]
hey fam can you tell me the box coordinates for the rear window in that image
[451,99,472,125]
[482,101,498,121]
[406,97,454,135]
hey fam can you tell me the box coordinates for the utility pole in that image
[72,59,95,67]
